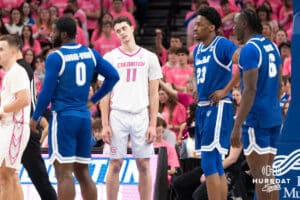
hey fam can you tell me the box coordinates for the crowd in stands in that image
[0,0,293,199]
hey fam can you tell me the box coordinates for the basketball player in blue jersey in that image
[232,9,282,200]
[29,17,120,200]
[193,7,237,200]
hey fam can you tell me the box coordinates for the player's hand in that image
[209,89,226,105]
[146,126,156,144]
[30,118,40,134]
[200,174,206,183]
[231,126,242,148]
[102,125,112,144]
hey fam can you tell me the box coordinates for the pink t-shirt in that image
[74,9,88,39]
[22,40,42,55]
[158,47,168,65]
[93,34,121,56]
[177,92,195,109]
[76,26,88,46]
[162,63,176,83]
[169,65,194,88]
[78,0,101,30]
[0,0,23,8]
[161,103,187,137]
[110,10,136,29]
[90,29,101,45]
[189,43,198,55]
[154,140,180,184]
[48,0,68,17]
[279,6,293,31]
[282,56,291,77]
[208,0,239,15]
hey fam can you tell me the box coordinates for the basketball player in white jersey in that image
[0,35,31,200]
[100,16,162,200]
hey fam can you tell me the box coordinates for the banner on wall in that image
[20,149,167,200]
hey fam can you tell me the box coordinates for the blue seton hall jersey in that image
[194,36,237,102]
[32,43,119,120]
[239,35,282,128]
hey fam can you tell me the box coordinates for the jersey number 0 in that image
[76,62,86,86]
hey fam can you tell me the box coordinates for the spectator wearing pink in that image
[63,8,88,46]
[29,0,50,20]
[32,8,52,48]
[282,56,291,78]
[154,117,180,184]
[105,0,135,14]
[243,0,256,10]
[206,0,239,16]
[67,0,89,43]
[0,0,25,24]
[93,21,121,56]
[21,25,42,55]
[162,47,179,83]
[279,0,293,34]
[278,41,291,67]
[155,30,182,65]
[49,5,60,21]
[159,78,196,110]
[0,0,22,9]
[48,0,68,17]
[21,2,35,25]
[275,29,288,45]
[110,0,136,29]
[78,0,101,37]
[256,0,282,22]
[169,47,194,91]
[256,4,278,34]
[220,0,237,38]
[91,12,114,45]
[4,8,24,35]
[185,0,201,21]
[262,22,274,41]
[159,88,187,138]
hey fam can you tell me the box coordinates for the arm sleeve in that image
[239,44,260,71]
[90,49,120,103]
[32,52,61,120]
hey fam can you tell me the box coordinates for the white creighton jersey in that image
[1,63,31,124]
[104,47,162,113]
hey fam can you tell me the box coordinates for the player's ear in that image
[208,24,215,32]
